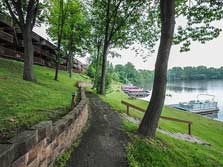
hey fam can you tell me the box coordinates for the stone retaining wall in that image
[0,87,88,167]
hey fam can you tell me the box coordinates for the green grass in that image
[0,58,89,141]
[89,82,223,167]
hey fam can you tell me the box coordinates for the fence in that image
[121,100,192,135]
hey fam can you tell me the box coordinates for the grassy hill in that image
[89,82,223,167]
[0,58,89,142]
[1,58,223,166]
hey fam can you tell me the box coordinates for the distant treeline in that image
[168,66,223,81]
[87,62,154,89]
[111,62,154,88]
[91,63,223,88]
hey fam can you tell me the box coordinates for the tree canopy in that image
[87,0,160,94]
[46,0,90,79]
[174,0,223,52]
[3,0,46,31]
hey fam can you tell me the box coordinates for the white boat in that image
[171,94,219,115]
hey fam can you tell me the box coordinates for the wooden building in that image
[0,14,87,73]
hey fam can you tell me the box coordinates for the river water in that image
[142,80,223,122]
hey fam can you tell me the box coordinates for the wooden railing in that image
[121,100,192,135]
[0,45,24,59]
[0,30,13,43]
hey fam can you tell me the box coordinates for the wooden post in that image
[188,123,192,136]
[71,92,76,110]
[127,105,129,115]
[121,100,193,135]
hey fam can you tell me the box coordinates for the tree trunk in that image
[99,42,109,95]
[99,0,111,95]
[93,54,98,89]
[54,53,60,80]
[67,32,74,78]
[54,0,64,81]
[96,52,102,93]
[93,42,101,89]
[66,56,69,71]
[23,25,36,82]
[138,0,175,138]
[68,52,73,78]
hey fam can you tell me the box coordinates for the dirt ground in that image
[66,92,129,167]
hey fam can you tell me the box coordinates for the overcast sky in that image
[109,32,223,70]
[34,20,223,71]
[108,17,223,70]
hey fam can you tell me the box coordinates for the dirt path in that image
[65,92,128,167]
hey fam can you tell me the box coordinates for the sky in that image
[34,21,223,71]
[109,32,223,70]
[108,17,223,70]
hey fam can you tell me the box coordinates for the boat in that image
[171,94,219,115]
[122,85,150,98]
[127,88,150,98]
[121,85,138,93]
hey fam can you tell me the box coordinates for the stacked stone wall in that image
[0,88,88,167]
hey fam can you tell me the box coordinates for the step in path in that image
[66,92,128,167]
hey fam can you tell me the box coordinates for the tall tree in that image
[138,0,223,138]
[138,0,176,138]
[93,40,102,89]
[47,0,68,80]
[55,0,66,81]
[87,40,102,90]
[47,0,90,79]
[90,0,153,94]
[87,4,103,90]
[62,0,90,78]
[3,0,43,81]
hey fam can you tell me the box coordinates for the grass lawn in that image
[89,82,223,167]
[0,58,89,141]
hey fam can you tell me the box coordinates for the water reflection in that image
[167,85,207,92]
[206,112,218,119]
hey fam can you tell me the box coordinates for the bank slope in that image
[0,58,89,141]
[91,83,223,167]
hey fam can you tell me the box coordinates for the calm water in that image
[142,80,223,122]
